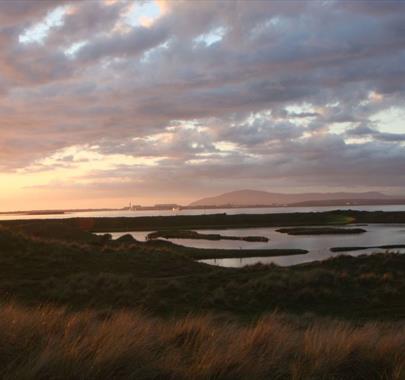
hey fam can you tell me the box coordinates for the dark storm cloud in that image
[0,0,405,193]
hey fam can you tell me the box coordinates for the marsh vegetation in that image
[0,212,404,379]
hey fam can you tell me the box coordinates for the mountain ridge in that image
[189,189,398,207]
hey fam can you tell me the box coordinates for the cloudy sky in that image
[0,0,405,210]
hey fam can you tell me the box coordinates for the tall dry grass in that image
[0,304,403,379]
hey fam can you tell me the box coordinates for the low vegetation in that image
[0,303,403,380]
[0,225,404,318]
[276,227,367,235]
[146,229,269,242]
[331,244,405,252]
[0,215,405,378]
[175,246,306,259]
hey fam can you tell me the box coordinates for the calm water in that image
[2,204,405,221]
[4,205,405,268]
[103,224,405,268]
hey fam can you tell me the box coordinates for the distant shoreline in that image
[0,208,118,216]
[3,210,405,233]
[2,199,405,216]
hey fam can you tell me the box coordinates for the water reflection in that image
[200,248,405,268]
[106,231,152,241]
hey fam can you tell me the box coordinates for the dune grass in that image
[0,303,403,380]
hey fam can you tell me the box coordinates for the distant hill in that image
[189,189,397,207]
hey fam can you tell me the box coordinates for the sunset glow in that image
[0,0,405,211]
[1,3,405,377]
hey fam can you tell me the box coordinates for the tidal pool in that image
[102,224,405,267]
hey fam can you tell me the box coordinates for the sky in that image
[0,0,405,211]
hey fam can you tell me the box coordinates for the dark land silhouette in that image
[190,189,405,207]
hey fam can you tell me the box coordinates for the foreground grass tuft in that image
[0,303,403,380]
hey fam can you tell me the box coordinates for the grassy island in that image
[173,245,306,260]
[146,229,269,242]
[331,244,405,252]
[112,235,302,260]
[276,227,367,235]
